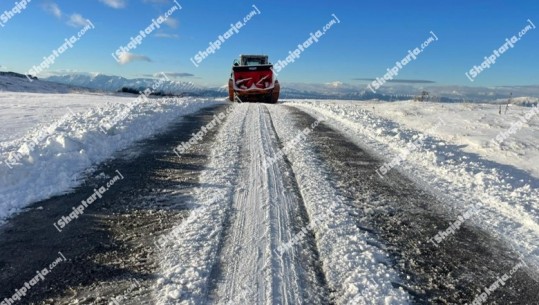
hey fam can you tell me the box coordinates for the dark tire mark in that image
[264,106,333,305]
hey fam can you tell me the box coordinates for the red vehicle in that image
[228,55,280,103]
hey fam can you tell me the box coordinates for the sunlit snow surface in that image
[0,88,222,221]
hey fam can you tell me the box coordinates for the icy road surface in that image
[0,102,538,305]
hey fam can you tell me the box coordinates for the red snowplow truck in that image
[228,55,280,103]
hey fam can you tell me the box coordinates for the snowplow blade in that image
[228,61,280,103]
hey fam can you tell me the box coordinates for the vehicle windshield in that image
[241,56,267,66]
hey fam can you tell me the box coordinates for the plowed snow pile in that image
[0,92,221,221]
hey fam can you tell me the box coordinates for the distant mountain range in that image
[43,73,424,100]
[282,81,539,102]
[1,71,537,102]
[0,71,90,93]
[45,73,539,102]
[45,73,225,98]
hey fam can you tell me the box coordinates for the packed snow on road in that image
[1,90,538,304]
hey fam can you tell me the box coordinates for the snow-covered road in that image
[1,99,538,304]
[213,105,323,304]
[154,103,539,304]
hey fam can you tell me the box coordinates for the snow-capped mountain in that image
[277,81,538,102]
[279,82,416,101]
[45,73,225,97]
[0,72,90,93]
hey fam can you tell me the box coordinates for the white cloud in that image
[161,16,178,28]
[67,14,91,27]
[43,3,62,18]
[326,81,344,88]
[154,31,179,39]
[162,72,194,78]
[99,0,127,9]
[118,52,152,65]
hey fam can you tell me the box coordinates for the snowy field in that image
[304,99,539,178]
[0,92,137,142]
[0,91,223,221]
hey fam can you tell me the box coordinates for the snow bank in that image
[0,94,221,222]
[288,100,539,270]
[329,100,539,178]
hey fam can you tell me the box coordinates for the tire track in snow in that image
[154,104,246,305]
[155,104,329,304]
[212,104,328,304]
[267,105,411,305]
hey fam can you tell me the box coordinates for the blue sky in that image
[0,0,537,87]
